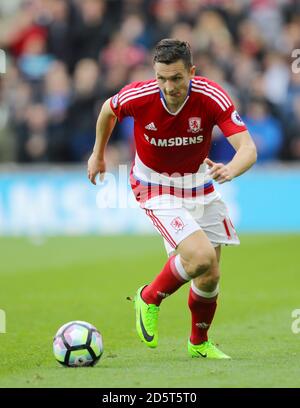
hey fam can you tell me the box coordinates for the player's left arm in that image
[205,130,257,184]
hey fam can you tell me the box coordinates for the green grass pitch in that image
[0,234,299,388]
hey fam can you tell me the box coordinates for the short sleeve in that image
[208,82,248,137]
[109,84,135,122]
[217,105,248,137]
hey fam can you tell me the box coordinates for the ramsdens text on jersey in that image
[144,134,204,147]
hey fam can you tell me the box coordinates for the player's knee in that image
[193,258,213,277]
[198,273,220,292]
[183,249,216,278]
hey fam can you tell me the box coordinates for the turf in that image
[0,234,299,388]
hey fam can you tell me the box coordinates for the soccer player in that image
[88,39,257,359]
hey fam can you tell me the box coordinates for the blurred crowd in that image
[0,0,300,166]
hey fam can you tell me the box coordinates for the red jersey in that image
[110,76,247,176]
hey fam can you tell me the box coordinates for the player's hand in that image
[204,158,234,184]
[87,153,106,185]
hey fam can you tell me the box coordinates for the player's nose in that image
[165,81,175,94]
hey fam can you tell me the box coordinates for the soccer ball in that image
[53,320,103,367]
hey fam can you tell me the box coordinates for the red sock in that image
[142,255,189,306]
[188,286,218,345]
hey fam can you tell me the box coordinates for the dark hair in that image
[153,39,193,69]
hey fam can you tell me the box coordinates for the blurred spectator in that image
[244,98,283,162]
[44,61,71,123]
[283,95,300,161]
[67,59,102,161]
[15,103,49,162]
[284,71,300,117]
[178,0,202,26]
[0,0,299,164]
[209,127,236,164]
[262,52,289,106]
[0,0,47,59]
[45,0,82,72]
[17,29,54,82]
[72,0,112,64]
[101,32,146,71]
[193,10,233,58]
[150,0,180,44]
[170,22,194,48]
[44,61,71,161]
[0,79,16,162]
[249,0,283,48]
[120,14,152,48]
[281,69,300,160]
[237,18,266,58]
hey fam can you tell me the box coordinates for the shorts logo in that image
[170,217,185,232]
[188,117,202,133]
[231,110,245,126]
[111,94,119,109]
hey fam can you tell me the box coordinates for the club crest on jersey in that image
[170,217,185,232]
[188,117,202,133]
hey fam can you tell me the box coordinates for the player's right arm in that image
[87,98,117,185]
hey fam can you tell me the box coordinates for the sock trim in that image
[174,255,191,281]
[191,280,219,298]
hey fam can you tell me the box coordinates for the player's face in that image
[154,60,195,107]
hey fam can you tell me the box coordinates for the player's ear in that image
[190,65,196,78]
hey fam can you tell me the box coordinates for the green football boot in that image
[133,286,159,348]
[188,340,231,359]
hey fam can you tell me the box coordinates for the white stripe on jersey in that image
[119,81,158,100]
[192,79,232,107]
[120,88,160,106]
[191,87,227,111]
[192,82,231,109]
[119,83,159,104]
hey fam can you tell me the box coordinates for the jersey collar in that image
[159,80,192,116]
